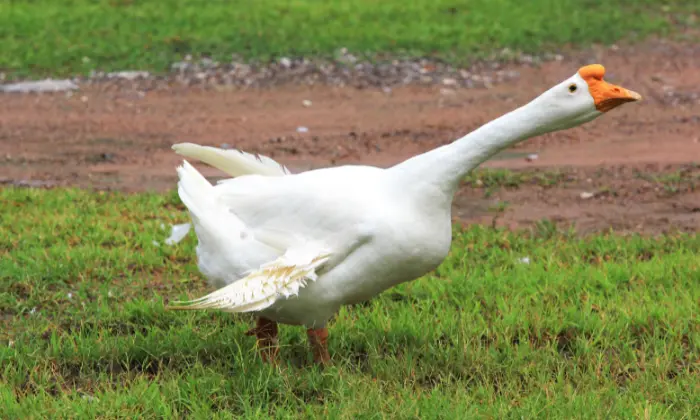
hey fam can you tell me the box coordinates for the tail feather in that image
[172,142,291,178]
[176,160,215,222]
[176,160,246,235]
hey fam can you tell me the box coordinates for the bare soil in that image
[1,41,699,234]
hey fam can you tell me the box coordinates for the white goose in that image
[168,64,640,365]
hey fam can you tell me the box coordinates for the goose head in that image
[527,64,642,134]
[384,63,643,193]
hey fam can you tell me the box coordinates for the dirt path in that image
[1,41,699,234]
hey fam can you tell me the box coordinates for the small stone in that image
[107,71,150,80]
[1,79,79,93]
[279,57,292,68]
[171,61,192,72]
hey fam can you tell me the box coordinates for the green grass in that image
[1,0,699,78]
[634,163,700,196]
[2,186,698,418]
[464,168,570,198]
[464,164,700,199]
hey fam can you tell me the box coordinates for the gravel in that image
[3,42,700,101]
[1,48,569,93]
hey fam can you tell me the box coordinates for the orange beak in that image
[578,64,642,112]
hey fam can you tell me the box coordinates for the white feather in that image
[169,246,331,313]
[176,159,246,236]
[172,142,291,177]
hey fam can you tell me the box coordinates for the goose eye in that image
[568,84,578,93]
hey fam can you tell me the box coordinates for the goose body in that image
[176,162,452,327]
[170,64,641,364]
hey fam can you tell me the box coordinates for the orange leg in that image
[245,317,279,363]
[307,327,331,366]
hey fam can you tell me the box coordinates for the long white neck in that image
[389,96,556,198]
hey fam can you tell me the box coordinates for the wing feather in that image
[168,245,331,313]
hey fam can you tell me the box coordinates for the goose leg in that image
[245,317,279,363]
[307,327,331,365]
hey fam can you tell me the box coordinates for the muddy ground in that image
[1,40,699,235]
